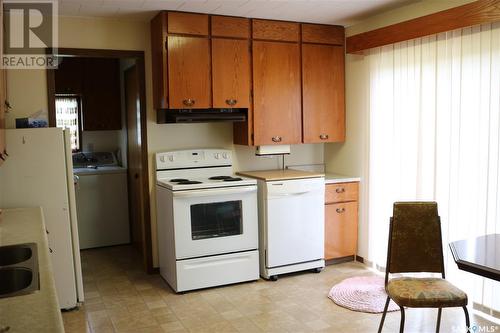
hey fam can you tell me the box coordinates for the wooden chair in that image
[377,202,470,333]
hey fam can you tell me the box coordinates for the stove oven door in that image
[172,185,258,259]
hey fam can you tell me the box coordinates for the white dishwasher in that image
[257,177,325,280]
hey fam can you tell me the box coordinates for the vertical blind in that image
[367,22,500,315]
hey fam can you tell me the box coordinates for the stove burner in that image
[170,178,189,182]
[209,176,232,180]
[223,177,243,182]
[178,180,203,185]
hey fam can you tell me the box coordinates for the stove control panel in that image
[156,149,232,170]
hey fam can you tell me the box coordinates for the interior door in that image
[253,41,302,145]
[125,64,148,269]
[302,44,345,143]
[167,36,211,109]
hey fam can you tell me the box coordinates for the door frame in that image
[46,48,154,273]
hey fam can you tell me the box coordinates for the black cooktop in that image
[209,176,232,180]
[178,180,203,185]
[223,177,243,182]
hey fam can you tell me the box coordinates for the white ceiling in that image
[58,0,416,26]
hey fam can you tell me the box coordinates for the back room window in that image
[55,96,81,151]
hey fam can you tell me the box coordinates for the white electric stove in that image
[155,149,259,292]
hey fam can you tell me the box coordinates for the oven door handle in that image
[172,186,257,198]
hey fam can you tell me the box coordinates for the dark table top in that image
[449,234,500,282]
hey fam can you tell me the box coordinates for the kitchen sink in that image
[0,268,34,295]
[0,243,39,298]
[0,245,32,266]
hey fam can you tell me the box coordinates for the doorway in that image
[46,48,153,273]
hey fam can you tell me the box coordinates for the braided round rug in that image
[328,276,400,313]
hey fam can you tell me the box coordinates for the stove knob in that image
[168,155,174,162]
[214,153,220,159]
[222,152,229,159]
[159,156,165,163]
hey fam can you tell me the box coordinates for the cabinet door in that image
[302,44,345,143]
[325,201,358,260]
[82,58,122,131]
[253,41,301,145]
[55,57,83,94]
[168,36,211,109]
[212,38,250,109]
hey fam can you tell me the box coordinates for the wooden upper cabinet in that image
[301,24,344,45]
[82,58,122,131]
[253,41,301,145]
[212,39,250,109]
[167,36,211,109]
[211,16,250,38]
[55,57,83,94]
[151,12,168,109]
[252,19,299,42]
[167,12,209,35]
[302,44,345,143]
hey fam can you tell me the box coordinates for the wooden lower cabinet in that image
[324,182,359,261]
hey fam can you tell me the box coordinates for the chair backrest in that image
[386,202,445,279]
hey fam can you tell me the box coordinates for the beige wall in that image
[6,16,324,267]
[325,0,475,260]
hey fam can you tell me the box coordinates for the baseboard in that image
[325,255,355,265]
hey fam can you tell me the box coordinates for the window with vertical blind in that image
[55,96,80,151]
[366,22,500,317]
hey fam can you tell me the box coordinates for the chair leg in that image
[463,306,470,333]
[399,306,405,333]
[377,296,390,333]
[436,308,442,333]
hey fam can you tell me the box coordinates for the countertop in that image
[0,208,64,333]
[237,169,325,181]
[73,165,127,175]
[324,173,361,184]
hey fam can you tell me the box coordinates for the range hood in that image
[157,109,247,124]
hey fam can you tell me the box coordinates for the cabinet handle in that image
[183,99,195,107]
[320,134,329,140]
[336,207,345,214]
[336,187,345,193]
[272,136,282,143]
[225,99,237,106]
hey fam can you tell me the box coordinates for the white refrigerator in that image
[0,128,84,309]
